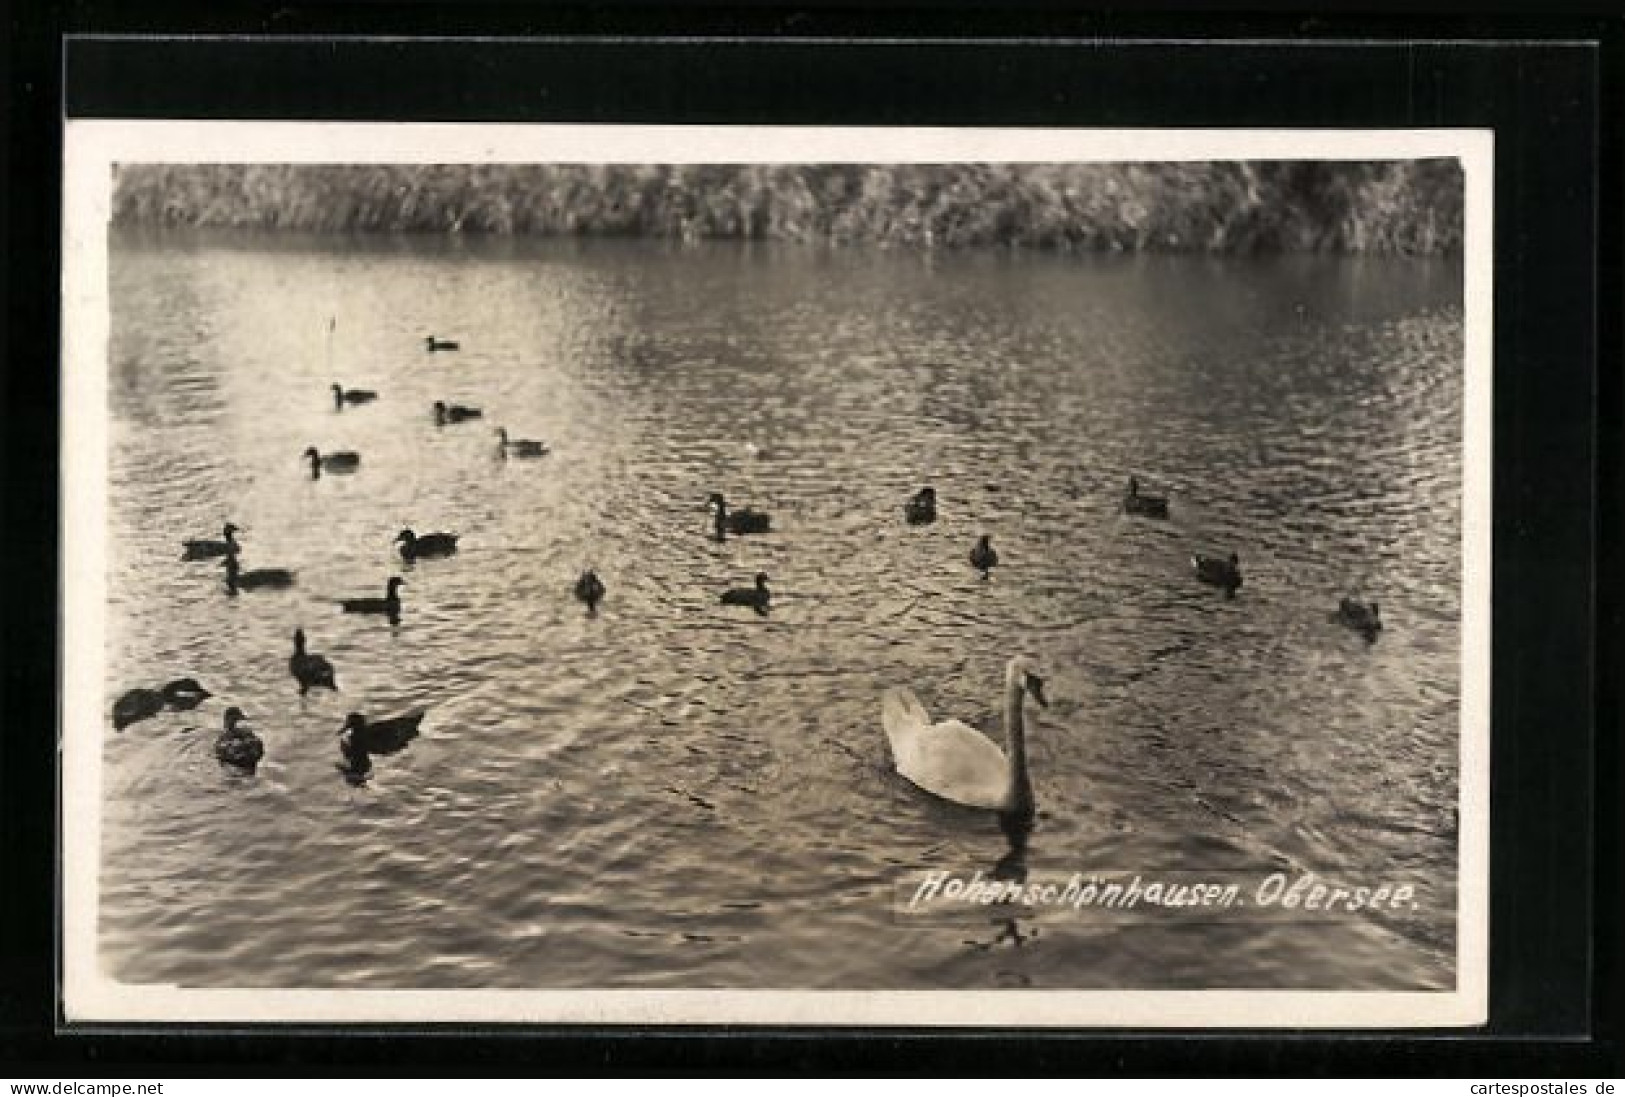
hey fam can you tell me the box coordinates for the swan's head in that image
[1006,655,1049,708]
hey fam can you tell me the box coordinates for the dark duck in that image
[340,576,405,619]
[111,678,211,730]
[395,528,459,563]
[331,383,377,408]
[904,486,938,525]
[1335,598,1383,641]
[708,492,771,539]
[222,555,295,593]
[496,428,549,458]
[433,400,482,425]
[215,707,265,773]
[303,446,361,478]
[182,523,240,561]
[574,569,606,613]
[289,628,338,695]
[337,709,426,782]
[720,572,772,614]
[424,336,460,352]
[1122,476,1170,519]
[1193,552,1243,596]
[970,534,999,579]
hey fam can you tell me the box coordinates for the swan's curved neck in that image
[1003,678,1033,815]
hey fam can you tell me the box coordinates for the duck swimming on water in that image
[1122,477,1170,519]
[331,383,377,408]
[574,569,606,613]
[1193,552,1243,596]
[395,528,459,562]
[708,493,771,539]
[303,447,361,478]
[496,428,549,458]
[289,628,338,695]
[1335,598,1382,641]
[904,487,938,525]
[433,401,482,425]
[424,336,460,352]
[222,555,296,593]
[182,523,239,561]
[720,572,772,614]
[337,709,426,781]
[215,707,265,773]
[340,576,405,619]
[970,534,999,579]
[111,677,212,730]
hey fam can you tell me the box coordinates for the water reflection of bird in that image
[970,534,998,579]
[303,446,361,478]
[395,528,459,562]
[432,400,481,425]
[1335,598,1382,641]
[1122,476,1169,518]
[904,486,937,525]
[331,383,377,408]
[112,677,211,730]
[496,428,549,458]
[288,628,337,696]
[708,493,771,539]
[182,523,239,561]
[340,576,404,619]
[223,555,296,593]
[574,569,606,613]
[720,572,771,614]
[882,655,1048,821]
[215,706,265,773]
[1192,552,1243,596]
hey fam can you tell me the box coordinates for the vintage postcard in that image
[60,122,1490,1026]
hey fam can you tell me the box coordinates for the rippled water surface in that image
[101,234,1463,990]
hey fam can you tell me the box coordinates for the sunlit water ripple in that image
[101,234,1463,991]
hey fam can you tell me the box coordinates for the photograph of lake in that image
[62,128,1488,1025]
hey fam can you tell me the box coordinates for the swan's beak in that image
[1027,675,1049,708]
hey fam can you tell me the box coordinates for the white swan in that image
[882,656,1048,816]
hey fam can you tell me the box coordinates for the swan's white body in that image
[882,657,1045,813]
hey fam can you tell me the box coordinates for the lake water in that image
[100,233,1463,991]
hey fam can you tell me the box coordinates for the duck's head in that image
[495,427,509,444]
[433,401,448,417]
[1229,553,1240,566]
[386,576,406,595]
[978,534,993,547]
[755,572,770,589]
[331,383,342,396]
[707,492,726,508]
[302,446,320,461]
[293,627,306,650]
[1005,655,1049,708]
[223,522,239,540]
[338,712,367,735]
[1128,476,1139,493]
[394,528,417,545]
[223,706,248,731]
[918,486,936,501]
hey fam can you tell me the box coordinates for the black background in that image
[4,3,1620,1077]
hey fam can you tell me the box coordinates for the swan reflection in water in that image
[963,811,1040,953]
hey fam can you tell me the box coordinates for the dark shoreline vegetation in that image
[112,161,1464,256]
